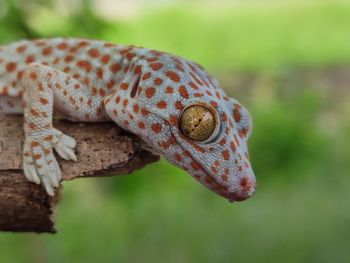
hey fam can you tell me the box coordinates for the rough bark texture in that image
[0,115,160,233]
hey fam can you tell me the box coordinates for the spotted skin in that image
[0,38,256,201]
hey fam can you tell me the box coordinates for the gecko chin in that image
[188,159,257,202]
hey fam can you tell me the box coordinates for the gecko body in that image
[0,38,256,202]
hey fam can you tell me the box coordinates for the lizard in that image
[0,38,256,202]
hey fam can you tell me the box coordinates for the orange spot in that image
[28,122,36,129]
[166,86,174,94]
[44,135,53,142]
[166,71,181,82]
[96,68,104,79]
[193,144,205,153]
[25,55,35,64]
[133,104,140,113]
[169,115,178,126]
[31,109,39,117]
[222,150,230,160]
[17,71,24,80]
[104,43,115,48]
[92,87,98,96]
[123,98,128,108]
[6,62,16,72]
[138,121,145,129]
[88,48,100,58]
[134,65,142,75]
[110,63,121,73]
[145,87,155,98]
[219,138,226,146]
[157,101,167,109]
[107,79,116,89]
[189,82,199,90]
[57,42,69,50]
[205,90,213,97]
[233,108,241,122]
[126,52,135,60]
[16,45,27,53]
[222,174,228,181]
[65,55,75,63]
[194,92,204,98]
[31,141,39,147]
[179,85,189,99]
[101,55,111,64]
[142,72,152,80]
[42,47,53,56]
[115,96,120,104]
[69,96,76,105]
[210,101,218,108]
[154,78,163,85]
[191,162,201,171]
[151,123,162,133]
[146,57,158,62]
[39,97,49,105]
[29,72,38,81]
[150,62,163,71]
[240,177,251,192]
[34,154,42,160]
[99,88,105,97]
[175,101,184,110]
[141,107,149,116]
[120,82,129,90]
[2,86,8,96]
[230,141,236,152]
[76,60,93,72]
[174,153,182,162]
[211,166,218,174]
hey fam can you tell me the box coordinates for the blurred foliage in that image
[1,0,350,262]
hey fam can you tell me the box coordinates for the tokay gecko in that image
[0,38,256,202]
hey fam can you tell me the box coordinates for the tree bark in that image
[0,115,160,233]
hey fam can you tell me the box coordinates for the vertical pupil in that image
[180,105,216,141]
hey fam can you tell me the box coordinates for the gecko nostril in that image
[130,75,141,98]
[240,176,253,192]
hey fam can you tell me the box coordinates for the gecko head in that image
[114,53,256,202]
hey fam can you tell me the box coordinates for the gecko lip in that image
[192,161,256,202]
[161,117,256,202]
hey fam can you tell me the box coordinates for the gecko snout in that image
[225,173,256,202]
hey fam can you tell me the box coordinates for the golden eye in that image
[179,104,218,142]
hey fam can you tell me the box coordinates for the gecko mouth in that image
[174,138,255,202]
[156,116,255,202]
[195,165,255,202]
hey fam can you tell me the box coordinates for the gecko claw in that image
[22,128,77,195]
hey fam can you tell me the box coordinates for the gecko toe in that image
[23,164,41,185]
[52,129,77,161]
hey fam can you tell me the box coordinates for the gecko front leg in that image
[21,63,84,195]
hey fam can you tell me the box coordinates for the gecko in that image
[0,38,256,202]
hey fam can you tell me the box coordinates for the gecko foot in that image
[52,128,77,162]
[23,129,77,196]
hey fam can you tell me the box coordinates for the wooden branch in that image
[0,115,160,233]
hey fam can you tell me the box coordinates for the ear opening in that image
[130,75,141,98]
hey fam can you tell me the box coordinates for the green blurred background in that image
[1,0,350,262]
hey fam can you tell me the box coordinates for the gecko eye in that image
[179,103,219,142]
